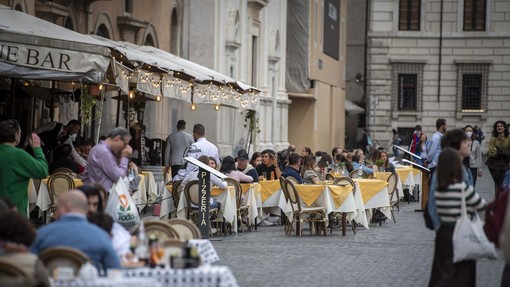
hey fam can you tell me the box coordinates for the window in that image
[96,24,110,39]
[399,0,420,31]
[391,62,424,113]
[170,8,179,55]
[398,74,417,110]
[456,63,490,112]
[124,0,133,13]
[464,0,486,31]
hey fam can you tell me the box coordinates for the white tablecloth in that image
[188,239,220,265]
[123,266,238,287]
[352,179,391,225]
[160,185,177,219]
[53,277,161,287]
[281,184,358,226]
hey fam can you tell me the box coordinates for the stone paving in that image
[210,163,506,287]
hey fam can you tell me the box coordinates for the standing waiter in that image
[164,120,194,178]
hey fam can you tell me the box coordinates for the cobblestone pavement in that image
[210,163,506,287]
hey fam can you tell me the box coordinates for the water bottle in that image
[357,168,363,178]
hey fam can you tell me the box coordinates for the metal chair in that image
[144,220,179,240]
[168,218,201,241]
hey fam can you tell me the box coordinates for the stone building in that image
[0,0,290,157]
[364,0,510,151]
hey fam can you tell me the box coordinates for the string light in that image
[99,84,104,90]
[156,95,161,102]
[214,104,220,111]
[190,102,196,111]
[128,90,135,99]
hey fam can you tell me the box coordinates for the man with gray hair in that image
[82,127,132,190]
[32,190,120,270]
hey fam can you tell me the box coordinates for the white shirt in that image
[185,137,220,174]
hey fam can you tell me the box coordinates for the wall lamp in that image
[355,72,364,84]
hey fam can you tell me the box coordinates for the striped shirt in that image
[436,182,486,225]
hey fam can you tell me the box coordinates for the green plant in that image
[243,110,261,134]
[375,159,384,167]
[81,84,97,127]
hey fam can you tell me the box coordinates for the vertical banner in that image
[198,168,211,239]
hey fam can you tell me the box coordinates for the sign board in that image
[393,145,421,160]
[184,157,226,239]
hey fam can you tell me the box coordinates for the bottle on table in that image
[135,221,149,265]
[357,168,363,178]
[270,171,275,180]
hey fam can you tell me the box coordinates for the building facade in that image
[367,0,510,151]
[286,0,347,154]
[1,0,290,158]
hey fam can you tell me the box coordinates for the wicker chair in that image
[324,173,335,181]
[386,172,399,224]
[278,176,293,235]
[330,177,357,235]
[284,178,328,236]
[39,246,91,276]
[47,173,75,221]
[144,220,179,240]
[224,178,250,233]
[182,180,220,237]
[168,218,201,241]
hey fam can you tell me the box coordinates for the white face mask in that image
[69,133,77,142]
[466,131,473,138]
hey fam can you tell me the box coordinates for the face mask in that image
[466,132,473,138]
[69,134,77,142]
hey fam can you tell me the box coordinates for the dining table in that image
[175,185,238,233]
[34,175,149,220]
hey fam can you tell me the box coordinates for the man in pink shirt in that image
[82,127,132,191]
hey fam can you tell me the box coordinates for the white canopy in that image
[0,5,112,83]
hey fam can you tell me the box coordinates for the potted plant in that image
[81,84,97,127]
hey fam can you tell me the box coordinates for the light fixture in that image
[355,72,364,84]
[99,84,104,90]
[128,90,135,99]
[190,102,196,111]
[214,104,220,111]
[156,95,161,102]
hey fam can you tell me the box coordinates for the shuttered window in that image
[399,0,420,31]
[464,0,486,31]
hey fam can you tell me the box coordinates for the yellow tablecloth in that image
[257,180,282,202]
[353,178,388,204]
[294,185,326,206]
[395,167,413,183]
[374,172,391,181]
[412,167,421,177]
[328,184,353,209]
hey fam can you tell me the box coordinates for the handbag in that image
[452,187,497,263]
[105,178,141,230]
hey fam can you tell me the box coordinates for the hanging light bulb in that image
[128,90,135,99]
[190,102,196,111]
[214,104,220,111]
[156,95,161,102]
[99,84,104,90]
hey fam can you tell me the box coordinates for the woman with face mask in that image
[464,125,483,187]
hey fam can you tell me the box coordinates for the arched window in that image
[96,24,110,39]
[144,34,155,47]
[64,17,74,31]
[14,4,22,11]
[170,8,179,55]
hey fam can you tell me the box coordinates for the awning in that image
[0,5,112,83]
[345,100,365,114]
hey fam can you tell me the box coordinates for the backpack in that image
[484,190,509,248]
